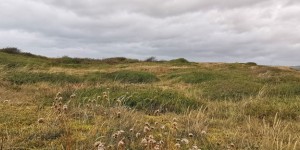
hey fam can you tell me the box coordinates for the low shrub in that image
[169,58,190,64]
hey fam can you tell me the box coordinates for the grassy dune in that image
[0,51,300,149]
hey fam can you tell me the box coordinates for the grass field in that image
[0,51,300,150]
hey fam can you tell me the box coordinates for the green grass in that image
[6,71,82,85]
[201,80,262,100]
[263,83,300,97]
[167,70,226,84]
[106,70,159,83]
[85,70,159,84]
[0,52,50,69]
[244,97,300,120]
[66,85,201,113]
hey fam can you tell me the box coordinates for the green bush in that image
[169,58,190,64]
[102,57,139,64]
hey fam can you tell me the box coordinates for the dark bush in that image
[102,57,139,64]
[144,56,157,62]
[0,47,21,54]
[245,62,257,66]
[169,58,190,64]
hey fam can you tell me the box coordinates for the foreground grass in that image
[0,53,300,149]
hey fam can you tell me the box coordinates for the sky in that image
[0,0,300,65]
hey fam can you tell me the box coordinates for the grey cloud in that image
[40,0,271,18]
[0,0,300,65]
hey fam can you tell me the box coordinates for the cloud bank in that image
[0,0,299,65]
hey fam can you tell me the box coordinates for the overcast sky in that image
[0,0,300,65]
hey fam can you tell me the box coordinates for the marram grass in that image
[0,52,299,149]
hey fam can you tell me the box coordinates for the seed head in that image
[158,140,164,145]
[107,145,113,149]
[143,126,150,133]
[173,118,178,122]
[58,97,63,101]
[70,93,76,98]
[103,92,108,99]
[56,92,61,97]
[154,109,160,115]
[116,99,122,105]
[141,138,148,146]
[37,118,45,123]
[63,104,68,111]
[136,132,141,138]
[118,130,125,135]
[112,133,118,139]
[148,138,156,145]
[145,122,150,127]
[175,143,181,148]
[148,135,154,139]
[230,142,235,147]
[117,139,125,149]
[154,144,160,150]
[191,145,200,150]
[181,138,189,145]
[94,141,105,149]
[172,122,178,129]
[117,112,121,118]
[86,104,90,108]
